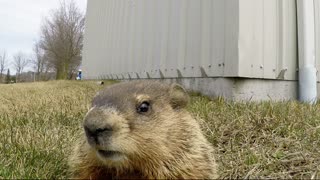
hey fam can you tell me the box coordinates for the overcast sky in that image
[0,0,87,72]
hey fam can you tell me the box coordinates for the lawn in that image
[0,80,319,179]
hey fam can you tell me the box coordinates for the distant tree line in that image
[0,0,84,83]
[0,50,8,82]
[0,50,13,83]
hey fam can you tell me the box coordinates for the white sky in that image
[0,0,87,72]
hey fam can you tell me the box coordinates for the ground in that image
[0,80,319,179]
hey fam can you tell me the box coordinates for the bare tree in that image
[32,42,49,81]
[5,69,10,84]
[0,50,8,82]
[38,0,85,80]
[13,52,29,82]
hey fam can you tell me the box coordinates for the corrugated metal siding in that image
[315,0,320,81]
[82,0,238,79]
[238,0,297,80]
[83,0,320,81]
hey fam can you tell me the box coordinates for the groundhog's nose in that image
[84,124,113,144]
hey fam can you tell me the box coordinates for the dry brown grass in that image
[188,94,320,179]
[0,80,320,179]
[0,81,109,178]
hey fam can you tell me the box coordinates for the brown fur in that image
[69,81,218,179]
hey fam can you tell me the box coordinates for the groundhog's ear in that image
[169,83,189,109]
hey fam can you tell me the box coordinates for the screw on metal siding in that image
[222,63,225,66]
[218,64,221,67]
[183,67,186,70]
[208,64,212,68]
[260,65,263,69]
[191,66,194,69]
[273,69,276,72]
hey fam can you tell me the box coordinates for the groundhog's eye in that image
[137,101,150,113]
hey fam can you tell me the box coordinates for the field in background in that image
[0,81,320,178]
[0,81,106,179]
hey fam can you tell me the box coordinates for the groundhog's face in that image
[83,81,189,165]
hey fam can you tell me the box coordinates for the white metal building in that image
[82,0,320,101]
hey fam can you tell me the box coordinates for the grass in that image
[0,80,320,179]
[0,81,110,179]
[188,94,320,179]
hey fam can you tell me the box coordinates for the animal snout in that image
[85,125,113,138]
[84,124,113,145]
[83,107,121,146]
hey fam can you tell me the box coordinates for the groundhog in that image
[69,81,218,179]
